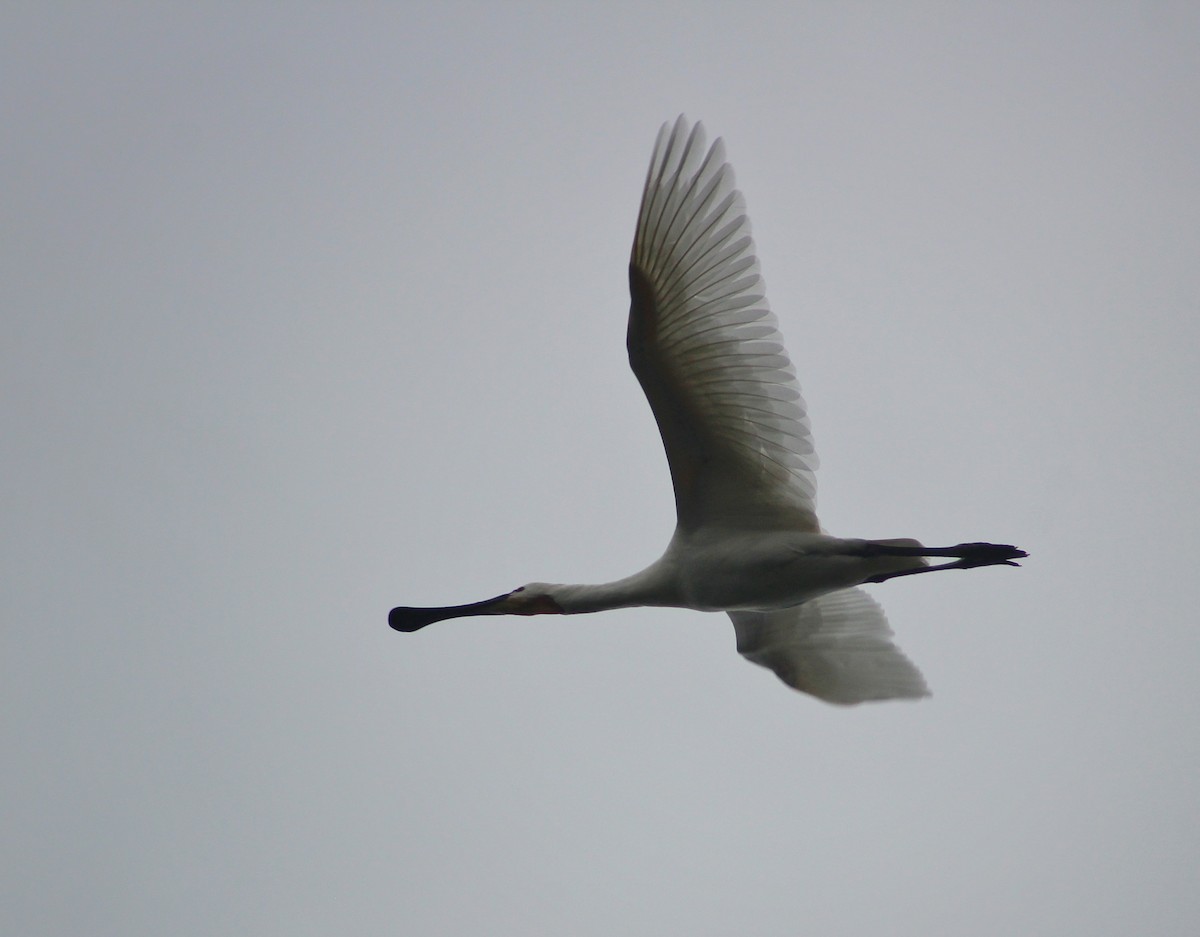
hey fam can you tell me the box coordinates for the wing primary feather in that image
[629,116,820,532]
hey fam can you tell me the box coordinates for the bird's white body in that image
[671,531,927,612]
[536,532,924,615]
[390,117,1024,705]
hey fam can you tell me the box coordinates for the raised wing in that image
[730,587,930,705]
[629,116,818,533]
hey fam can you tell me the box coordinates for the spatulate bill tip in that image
[389,606,436,632]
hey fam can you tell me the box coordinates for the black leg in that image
[863,555,1022,585]
[857,541,1026,585]
[861,541,1027,565]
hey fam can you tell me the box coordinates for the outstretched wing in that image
[730,587,930,705]
[629,116,818,534]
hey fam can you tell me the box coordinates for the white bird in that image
[390,116,1025,705]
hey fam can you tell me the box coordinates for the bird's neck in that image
[547,563,678,614]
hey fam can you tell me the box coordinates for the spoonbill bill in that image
[389,116,1025,704]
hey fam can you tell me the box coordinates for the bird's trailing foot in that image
[944,541,1028,568]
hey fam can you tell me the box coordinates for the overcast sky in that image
[5,4,1199,935]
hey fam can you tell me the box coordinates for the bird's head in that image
[491,584,566,615]
[388,583,565,633]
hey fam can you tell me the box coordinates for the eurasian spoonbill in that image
[389,116,1025,704]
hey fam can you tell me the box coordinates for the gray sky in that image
[4,4,1199,935]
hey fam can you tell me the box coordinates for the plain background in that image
[5,4,1199,935]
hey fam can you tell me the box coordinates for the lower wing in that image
[729,587,930,705]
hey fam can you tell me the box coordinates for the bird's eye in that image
[513,586,525,593]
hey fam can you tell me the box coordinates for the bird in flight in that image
[390,116,1025,704]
